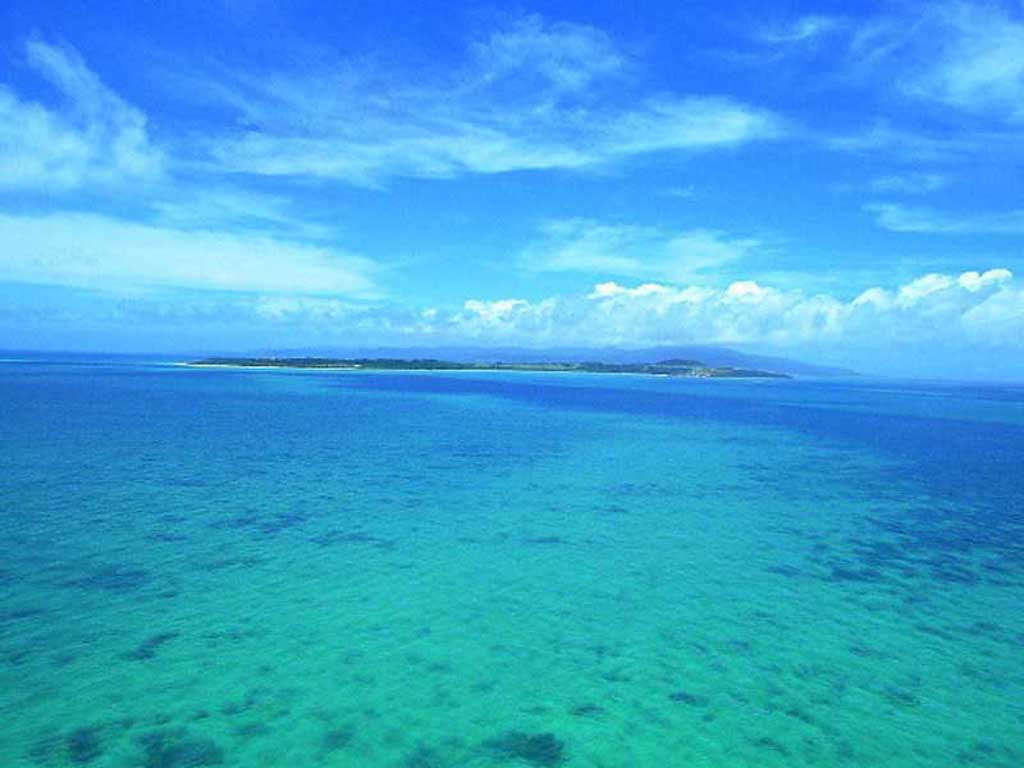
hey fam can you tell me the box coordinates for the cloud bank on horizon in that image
[0,1,1022,377]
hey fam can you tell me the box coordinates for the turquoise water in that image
[1,360,1022,767]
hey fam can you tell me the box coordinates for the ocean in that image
[1,359,1022,767]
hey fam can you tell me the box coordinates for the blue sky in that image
[1,0,1023,377]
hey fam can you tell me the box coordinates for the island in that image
[188,357,790,379]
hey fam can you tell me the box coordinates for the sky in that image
[1,0,1023,378]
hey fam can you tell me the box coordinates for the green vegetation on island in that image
[189,357,791,379]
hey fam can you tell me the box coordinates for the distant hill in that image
[254,345,854,378]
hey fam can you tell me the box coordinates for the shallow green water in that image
[1,362,1022,766]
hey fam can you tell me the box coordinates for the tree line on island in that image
[189,357,791,378]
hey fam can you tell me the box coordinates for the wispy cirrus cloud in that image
[827,122,977,159]
[197,14,785,186]
[762,3,1024,167]
[869,172,950,194]
[0,39,163,190]
[0,212,380,297]
[758,15,844,45]
[829,3,1024,125]
[867,202,1024,234]
[148,187,337,240]
[826,120,1024,168]
[472,14,626,92]
[520,218,760,283]
[900,2,1024,122]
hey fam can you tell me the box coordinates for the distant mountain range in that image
[252,345,854,378]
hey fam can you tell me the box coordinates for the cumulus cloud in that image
[0,39,163,190]
[430,268,1023,349]
[198,15,783,186]
[0,212,379,297]
[958,268,1012,291]
[521,219,760,282]
[162,268,1013,353]
[452,298,560,341]
[897,273,957,303]
[9,268,1022,361]
[589,282,678,299]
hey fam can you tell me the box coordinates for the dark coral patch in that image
[826,565,883,583]
[967,620,1001,637]
[146,532,189,543]
[1,607,45,627]
[63,564,149,592]
[52,651,78,667]
[66,726,102,764]
[482,731,566,767]
[322,725,355,752]
[235,722,270,738]
[257,511,309,535]
[751,736,790,756]
[523,536,567,545]
[668,690,709,706]
[882,686,919,708]
[784,706,817,726]
[137,728,224,768]
[222,692,257,716]
[311,530,395,549]
[209,511,309,536]
[404,744,445,767]
[122,632,179,661]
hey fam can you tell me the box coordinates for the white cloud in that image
[798,5,1024,166]
[436,268,1022,349]
[898,273,956,303]
[521,218,760,282]
[664,185,697,199]
[589,282,675,299]
[0,39,163,190]
[759,15,844,44]
[473,14,625,92]
[960,282,1024,345]
[958,268,1012,291]
[251,296,357,321]
[0,212,379,297]
[905,3,1024,121]
[462,298,529,321]
[869,172,949,194]
[726,280,771,301]
[452,297,559,341]
[827,122,993,160]
[867,202,1024,233]
[600,96,783,154]
[149,187,336,240]
[837,4,1024,123]
[9,268,1022,360]
[198,15,783,185]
